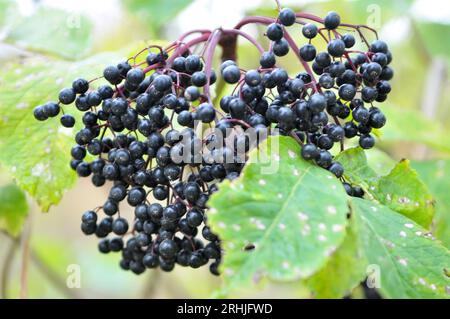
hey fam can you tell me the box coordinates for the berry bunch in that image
[33,7,393,275]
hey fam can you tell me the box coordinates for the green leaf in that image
[412,160,450,248]
[0,183,29,236]
[5,8,93,60]
[351,198,450,298]
[381,106,450,154]
[208,136,349,292]
[122,0,192,34]
[365,148,396,176]
[0,53,124,211]
[337,148,434,227]
[334,147,378,189]
[374,159,434,227]
[304,219,367,298]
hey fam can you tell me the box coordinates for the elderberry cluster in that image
[33,8,393,275]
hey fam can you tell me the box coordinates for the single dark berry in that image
[299,44,317,62]
[324,11,340,30]
[301,143,319,160]
[58,88,76,105]
[72,78,89,94]
[266,23,283,41]
[302,23,318,39]
[279,8,296,26]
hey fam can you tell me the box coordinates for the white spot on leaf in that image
[327,206,337,215]
[398,258,408,266]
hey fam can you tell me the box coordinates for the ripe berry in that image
[370,40,389,54]
[301,143,319,160]
[33,105,48,121]
[260,51,276,68]
[315,52,331,68]
[342,34,356,48]
[222,65,241,84]
[191,71,207,87]
[82,210,97,225]
[302,23,318,39]
[369,111,386,128]
[103,65,122,85]
[72,78,89,94]
[197,103,216,123]
[185,55,203,73]
[279,8,296,26]
[299,44,317,61]
[44,102,60,117]
[352,106,369,123]
[126,69,145,86]
[153,74,173,92]
[327,39,346,57]
[266,23,283,41]
[328,162,344,177]
[159,239,178,259]
[112,218,129,235]
[273,39,289,56]
[359,134,375,149]
[338,84,356,101]
[58,88,76,105]
[324,11,341,30]
[186,209,203,227]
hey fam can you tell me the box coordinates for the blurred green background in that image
[0,0,449,298]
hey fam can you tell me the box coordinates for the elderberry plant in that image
[32,8,391,275]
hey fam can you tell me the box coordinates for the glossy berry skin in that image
[260,51,276,68]
[126,68,145,86]
[266,23,283,41]
[279,8,296,26]
[359,134,375,149]
[327,39,346,57]
[33,105,48,121]
[339,84,356,101]
[302,23,318,39]
[197,103,216,123]
[369,111,386,128]
[72,78,89,94]
[58,88,76,105]
[273,39,289,57]
[299,44,317,62]
[44,102,60,117]
[112,218,129,235]
[342,34,356,48]
[301,143,319,160]
[158,239,178,259]
[103,65,122,85]
[324,11,340,30]
[222,65,241,84]
[328,162,344,178]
